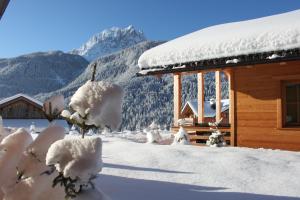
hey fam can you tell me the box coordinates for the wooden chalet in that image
[0,94,45,119]
[181,99,229,124]
[137,10,300,151]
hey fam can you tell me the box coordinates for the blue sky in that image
[1,0,300,58]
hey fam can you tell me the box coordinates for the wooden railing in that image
[171,124,231,146]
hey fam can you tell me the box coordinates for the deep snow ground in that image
[97,136,300,200]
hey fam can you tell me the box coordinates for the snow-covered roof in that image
[182,99,229,118]
[0,93,43,107]
[138,10,300,73]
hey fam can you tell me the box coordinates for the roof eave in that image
[137,48,300,76]
[0,0,10,21]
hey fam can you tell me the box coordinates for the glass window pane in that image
[286,84,297,103]
[286,103,297,123]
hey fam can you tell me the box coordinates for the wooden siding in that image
[234,60,300,151]
[0,97,45,119]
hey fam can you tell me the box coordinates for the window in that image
[283,81,300,127]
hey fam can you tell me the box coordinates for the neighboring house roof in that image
[0,93,43,108]
[182,99,229,118]
[138,9,300,76]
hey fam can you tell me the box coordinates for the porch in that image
[172,69,236,146]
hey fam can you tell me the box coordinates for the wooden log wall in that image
[234,60,300,151]
[0,100,45,119]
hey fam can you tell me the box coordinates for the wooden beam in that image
[173,74,182,126]
[215,70,221,122]
[197,72,205,123]
[0,0,10,20]
[226,69,236,146]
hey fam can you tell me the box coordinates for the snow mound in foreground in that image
[46,136,103,183]
[69,80,124,130]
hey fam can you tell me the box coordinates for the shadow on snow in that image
[96,174,300,200]
[104,163,193,174]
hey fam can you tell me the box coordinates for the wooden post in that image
[225,69,236,146]
[197,72,205,124]
[173,73,182,127]
[215,70,221,122]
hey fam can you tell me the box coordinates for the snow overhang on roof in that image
[0,93,43,107]
[137,9,300,76]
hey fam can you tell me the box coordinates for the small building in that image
[181,99,229,124]
[137,10,300,151]
[0,94,45,119]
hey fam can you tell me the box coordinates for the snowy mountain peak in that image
[71,25,147,61]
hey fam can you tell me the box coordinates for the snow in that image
[138,9,300,69]
[0,129,33,194]
[71,25,146,61]
[2,119,69,133]
[61,109,71,118]
[0,93,43,107]
[98,136,300,200]
[69,80,124,130]
[46,136,102,184]
[267,54,284,59]
[26,125,65,161]
[182,99,229,117]
[1,120,300,200]
[2,126,65,200]
[225,58,240,64]
[172,126,190,145]
[43,95,64,116]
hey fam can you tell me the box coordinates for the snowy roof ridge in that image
[182,99,229,118]
[0,93,43,107]
[138,9,300,72]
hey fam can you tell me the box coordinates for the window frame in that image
[281,80,300,128]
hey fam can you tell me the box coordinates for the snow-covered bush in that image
[172,126,190,145]
[69,80,123,129]
[29,122,36,134]
[46,137,102,198]
[145,121,162,143]
[2,126,65,200]
[62,80,124,137]
[43,95,65,121]
[0,128,33,198]
[206,119,226,147]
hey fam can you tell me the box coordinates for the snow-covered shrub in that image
[43,95,65,121]
[172,126,190,145]
[206,119,226,147]
[206,131,226,147]
[29,122,36,134]
[61,80,124,137]
[46,137,102,198]
[2,126,65,200]
[145,121,162,143]
[69,80,123,130]
[0,129,33,191]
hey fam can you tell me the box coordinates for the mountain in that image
[0,51,88,98]
[0,25,228,130]
[36,41,228,130]
[71,25,146,61]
